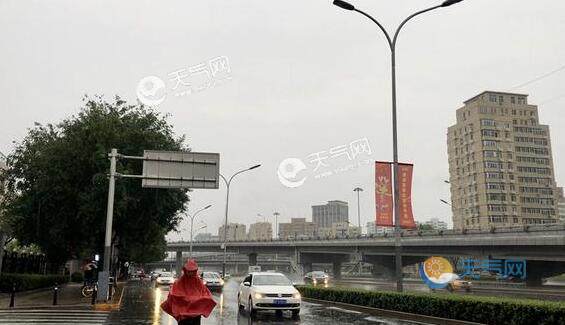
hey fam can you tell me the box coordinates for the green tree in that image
[0,96,189,266]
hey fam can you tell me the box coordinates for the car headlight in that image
[313,279,317,285]
[254,292,265,299]
[293,292,301,299]
[219,279,225,285]
[202,280,207,285]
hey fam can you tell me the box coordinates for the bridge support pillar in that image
[175,251,183,276]
[248,253,258,266]
[332,261,342,280]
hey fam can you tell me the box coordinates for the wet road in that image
[108,279,426,324]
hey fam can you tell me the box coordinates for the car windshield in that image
[159,272,172,277]
[203,272,219,279]
[312,272,326,277]
[253,274,292,286]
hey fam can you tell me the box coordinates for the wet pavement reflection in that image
[108,279,426,325]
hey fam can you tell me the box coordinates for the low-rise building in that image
[423,217,449,230]
[194,232,214,242]
[320,222,362,238]
[278,218,317,240]
[218,223,247,241]
[248,222,273,241]
[366,221,394,236]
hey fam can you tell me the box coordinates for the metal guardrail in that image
[167,223,565,246]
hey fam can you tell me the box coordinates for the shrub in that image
[70,272,84,283]
[296,286,565,325]
[0,273,69,292]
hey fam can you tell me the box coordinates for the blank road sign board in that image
[142,150,220,189]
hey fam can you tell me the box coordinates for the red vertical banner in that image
[375,162,393,227]
[398,163,416,229]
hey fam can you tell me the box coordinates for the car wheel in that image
[237,294,244,311]
[465,287,471,293]
[248,297,257,318]
[447,284,454,292]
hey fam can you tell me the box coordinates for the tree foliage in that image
[0,96,189,265]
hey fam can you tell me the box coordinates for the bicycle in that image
[81,281,97,298]
[81,279,115,298]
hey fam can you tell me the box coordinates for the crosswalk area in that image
[0,308,110,324]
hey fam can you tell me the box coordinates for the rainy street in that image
[107,278,427,325]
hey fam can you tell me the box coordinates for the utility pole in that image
[273,211,280,239]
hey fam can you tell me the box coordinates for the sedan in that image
[238,272,301,318]
[304,271,330,286]
[155,272,175,286]
[201,271,224,291]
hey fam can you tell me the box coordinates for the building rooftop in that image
[463,90,529,104]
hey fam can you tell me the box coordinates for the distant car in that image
[155,272,175,286]
[150,270,163,281]
[238,272,301,318]
[201,271,224,291]
[304,271,329,286]
[447,278,472,292]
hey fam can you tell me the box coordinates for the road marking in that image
[0,309,110,324]
[365,316,429,324]
[326,306,363,314]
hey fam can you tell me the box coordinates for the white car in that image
[201,271,224,291]
[238,272,301,318]
[155,271,175,285]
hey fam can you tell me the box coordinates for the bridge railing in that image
[167,222,565,245]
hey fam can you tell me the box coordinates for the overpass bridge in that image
[165,224,565,285]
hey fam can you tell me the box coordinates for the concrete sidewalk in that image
[0,283,92,310]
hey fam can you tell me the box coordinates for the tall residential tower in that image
[447,91,559,230]
[312,200,349,229]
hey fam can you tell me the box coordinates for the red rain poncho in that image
[160,260,217,321]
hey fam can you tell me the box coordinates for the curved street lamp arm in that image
[392,5,442,49]
[353,9,393,50]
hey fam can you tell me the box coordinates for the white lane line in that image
[326,306,363,314]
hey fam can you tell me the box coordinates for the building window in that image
[481,119,496,127]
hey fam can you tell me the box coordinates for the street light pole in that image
[187,204,212,259]
[332,0,465,292]
[273,211,280,239]
[220,164,261,277]
[353,187,363,230]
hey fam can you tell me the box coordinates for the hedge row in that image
[297,286,565,325]
[0,273,69,292]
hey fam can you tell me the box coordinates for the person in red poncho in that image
[161,259,216,325]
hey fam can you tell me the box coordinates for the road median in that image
[296,285,565,325]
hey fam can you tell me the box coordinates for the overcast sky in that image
[1,0,564,241]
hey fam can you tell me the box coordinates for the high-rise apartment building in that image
[218,223,247,241]
[557,187,565,222]
[312,200,349,229]
[248,221,273,241]
[447,91,559,230]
